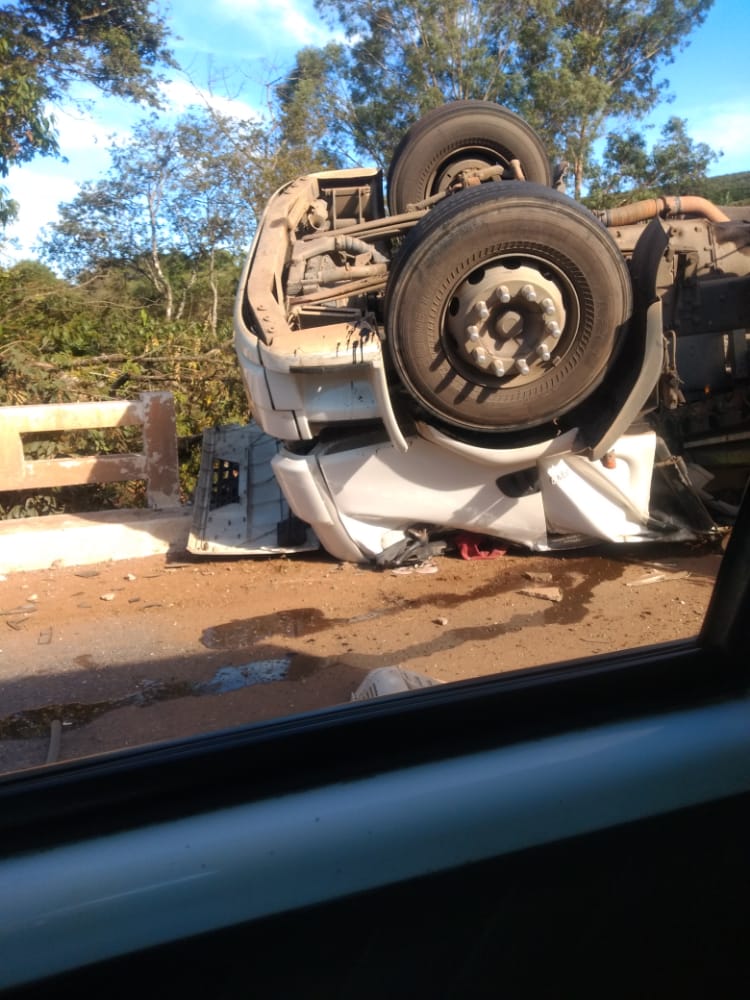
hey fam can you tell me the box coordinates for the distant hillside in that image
[583,171,750,212]
[700,171,750,205]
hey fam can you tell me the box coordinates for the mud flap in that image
[187,423,319,556]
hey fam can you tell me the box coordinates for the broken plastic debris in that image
[626,571,691,587]
[1,604,38,616]
[519,586,563,603]
[391,560,439,576]
[351,666,442,701]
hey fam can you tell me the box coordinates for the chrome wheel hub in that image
[447,263,567,380]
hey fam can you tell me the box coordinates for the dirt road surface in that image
[0,540,723,774]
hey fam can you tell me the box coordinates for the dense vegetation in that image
[701,171,750,206]
[2,0,745,517]
[0,255,247,516]
[0,0,173,225]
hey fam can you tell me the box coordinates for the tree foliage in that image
[0,0,174,222]
[275,43,353,170]
[586,117,722,207]
[42,108,264,331]
[303,0,531,167]
[701,171,750,207]
[287,0,714,192]
[0,259,248,515]
[515,0,714,198]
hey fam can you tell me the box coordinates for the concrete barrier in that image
[0,392,189,573]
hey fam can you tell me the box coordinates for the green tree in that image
[291,0,713,195]
[648,116,721,192]
[275,44,353,171]
[299,0,531,168]
[0,0,174,223]
[586,116,721,207]
[42,108,264,332]
[702,171,750,207]
[516,0,714,199]
[0,257,249,513]
[162,110,269,332]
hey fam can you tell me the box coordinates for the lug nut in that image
[516,358,530,375]
[521,284,537,303]
[538,343,551,361]
[541,297,555,315]
[492,361,505,377]
[467,325,480,341]
[546,320,561,338]
[476,300,490,320]
[474,348,487,363]
[497,285,511,304]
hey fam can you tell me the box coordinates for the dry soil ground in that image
[0,539,723,775]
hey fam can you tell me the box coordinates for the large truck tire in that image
[387,100,552,215]
[385,182,633,433]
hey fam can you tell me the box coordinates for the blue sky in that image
[3,0,749,261]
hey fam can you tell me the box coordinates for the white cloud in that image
[53,106,129,154]
[2,168,79,261]
[213,0,335,48]
[689,106,750,173]
[158,79,262,121]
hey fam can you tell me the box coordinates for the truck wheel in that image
[385,182,632,433]
[387,101,551,215]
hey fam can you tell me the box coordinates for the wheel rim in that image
[429,149,510,197]
[444,256,577,385]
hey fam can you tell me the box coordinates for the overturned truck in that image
[190,101,750,563]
